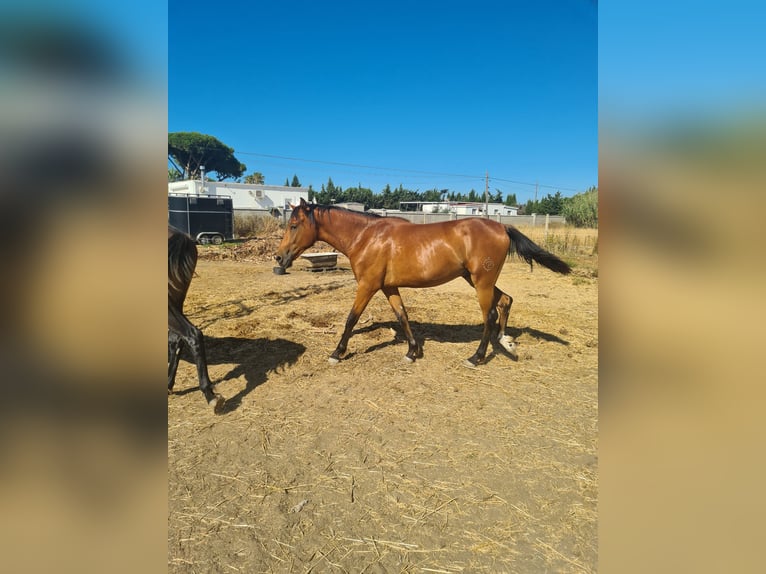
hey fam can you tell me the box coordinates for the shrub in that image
[234,213,285,238]
[562,188,598,228]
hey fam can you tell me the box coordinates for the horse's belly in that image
[385,258,463,288]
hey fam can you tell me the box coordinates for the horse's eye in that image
[290,224,297,230]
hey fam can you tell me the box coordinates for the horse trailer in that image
[168,193,234,245]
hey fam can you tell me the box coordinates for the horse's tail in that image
[168,226,198,309]
[505,226,571,274]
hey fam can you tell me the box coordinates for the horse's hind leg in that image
[169,304,225,412]
[494,288,516,356]
[383,287,422,362]
[465,273,515,357]
[465,283,501,368]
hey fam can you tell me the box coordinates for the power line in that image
[234,150,583,193]
[235,150,480,180]
[488,176,578,193]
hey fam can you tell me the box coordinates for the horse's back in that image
[376,216,505,247]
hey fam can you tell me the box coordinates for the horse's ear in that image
[299,198,308,208]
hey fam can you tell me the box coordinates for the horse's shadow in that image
[353,321,569,359]
[173,336,305,413]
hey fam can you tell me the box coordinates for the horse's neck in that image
[315,209,368,257]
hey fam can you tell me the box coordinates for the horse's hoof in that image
[402,355,415,364]
[498,335,516,353]
[328,356,340,365]
[209,394,225,414]
[463,359,478,369]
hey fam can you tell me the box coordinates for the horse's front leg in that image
[383,287,422,362]
[330,284,377,364]
[168,330,182,393]
[169,304,225,413]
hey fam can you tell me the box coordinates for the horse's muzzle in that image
[273,253,293,273]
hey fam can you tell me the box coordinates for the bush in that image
[562,188,598,228]
[234,213,285,238]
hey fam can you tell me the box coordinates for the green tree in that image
[422,188,443,202]
[326,178,337,199]
[243,172,265,184]
[168,132,246,181]
[504,192,518,206]
[168,167,183,181]
[379,184,394,209]
[527,191,565,215]
[291,175,301,187]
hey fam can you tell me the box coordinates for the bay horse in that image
[274,199,571,367]
[168,225,225,412]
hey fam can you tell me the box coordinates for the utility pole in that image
[485,171,489,218]
[534,181,538,203]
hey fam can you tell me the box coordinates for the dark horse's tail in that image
[505,226,572,274]
[168,226,198,309]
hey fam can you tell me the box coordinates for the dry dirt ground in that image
[169,231,598,573]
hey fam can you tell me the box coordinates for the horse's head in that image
[274,198,318,271]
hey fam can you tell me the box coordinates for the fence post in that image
[532,213,537,227]
[545,213,550,240]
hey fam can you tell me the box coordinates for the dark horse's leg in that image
[168,303,225,412]
[463,275,516,359]
[383,286,423,362]
[494,288,517,356]
[464,278,502,368]
[330,283,378,364]
[168,330,182,393]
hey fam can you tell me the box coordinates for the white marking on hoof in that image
[462,359,477,369]
[402,355,414,364]
[498,335,517,354]
[328,356,340,365]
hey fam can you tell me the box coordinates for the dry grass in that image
[169,234,598,572]
[234,213,285,239]
[514,225,598,259]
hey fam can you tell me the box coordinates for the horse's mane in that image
[311,204,384,220]
[168,229,198,307]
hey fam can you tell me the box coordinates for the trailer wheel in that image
[211,234,224,245]
[198,236,210,245]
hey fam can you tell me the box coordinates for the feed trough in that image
[300,252,338,272]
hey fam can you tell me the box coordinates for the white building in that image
[168,179,309,213]
[334,202,366,212]
[399,201,518,216]
[451,202,518,216]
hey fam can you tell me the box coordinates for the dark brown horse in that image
[168,225,225,412]
[275,199,571,367]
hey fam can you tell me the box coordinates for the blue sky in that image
[599,0,766,128]
[169,0,597,201]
